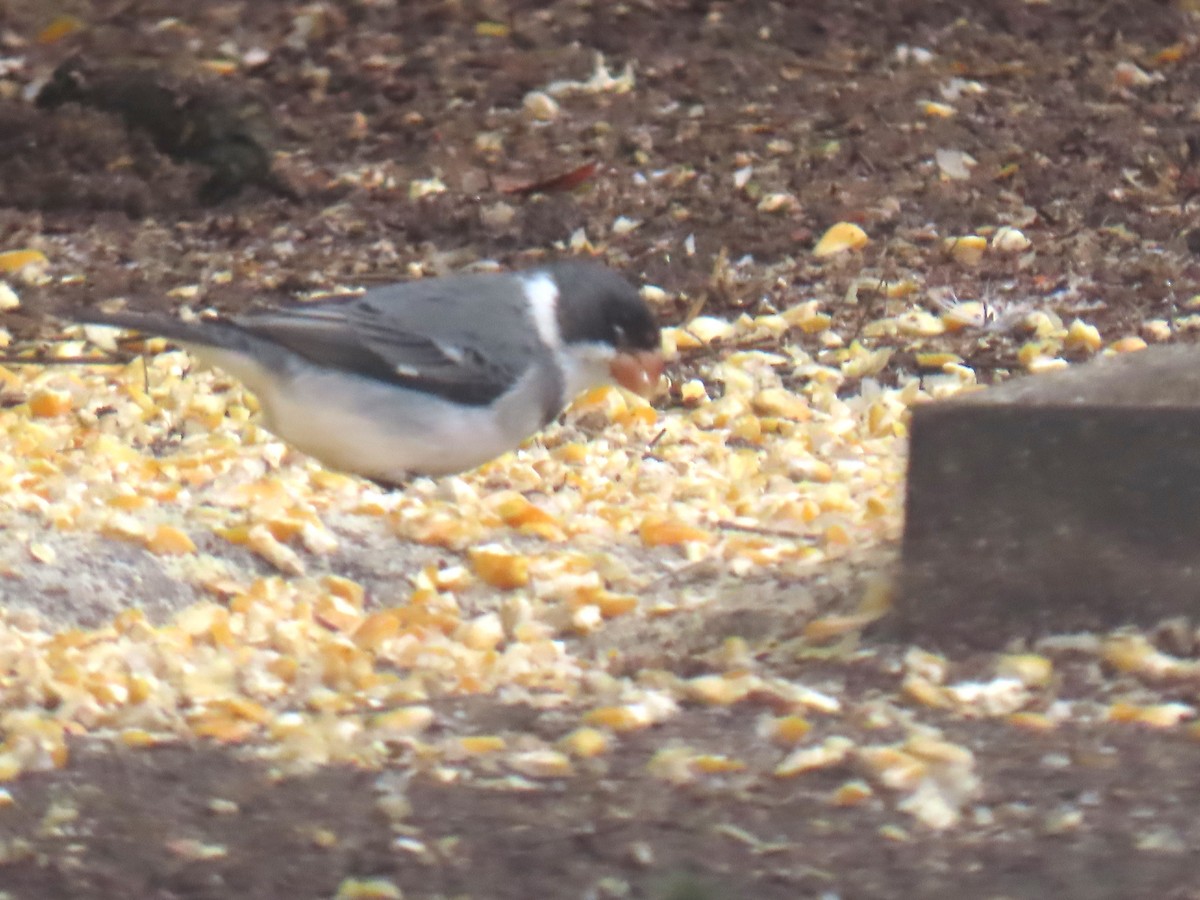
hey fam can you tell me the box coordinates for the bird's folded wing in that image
[238,285,539,406]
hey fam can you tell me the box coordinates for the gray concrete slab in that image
[891,346,1200,648]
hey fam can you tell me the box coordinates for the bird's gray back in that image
[235,271,551,407]
[352,271,538,351]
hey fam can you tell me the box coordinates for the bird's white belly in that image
[192,347,546,481]
[265,387,519,479]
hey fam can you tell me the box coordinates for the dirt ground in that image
[4,0,1200,898]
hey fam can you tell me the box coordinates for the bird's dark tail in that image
[72,310,285,365]
[74,310,237,346]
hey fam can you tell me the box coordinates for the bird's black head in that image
[545,260,661,353]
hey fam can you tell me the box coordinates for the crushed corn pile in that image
[0,306,912,789]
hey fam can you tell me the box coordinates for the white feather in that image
[523,273,562,348]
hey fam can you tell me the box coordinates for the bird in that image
[78,260,664,486]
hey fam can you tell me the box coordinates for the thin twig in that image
[713,520,808,539]
[0,354,137,366]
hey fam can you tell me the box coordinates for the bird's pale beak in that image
[610,350,665,397]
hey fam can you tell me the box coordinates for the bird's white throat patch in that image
[559,341,618,400]
[523,273,562,348]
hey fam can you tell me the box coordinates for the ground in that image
[1,1,1200,898]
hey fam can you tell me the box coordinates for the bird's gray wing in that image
[236,273,544,406]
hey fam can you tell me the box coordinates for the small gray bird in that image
[80,260,664,485]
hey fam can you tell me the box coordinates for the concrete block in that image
[890,346,1200,648]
